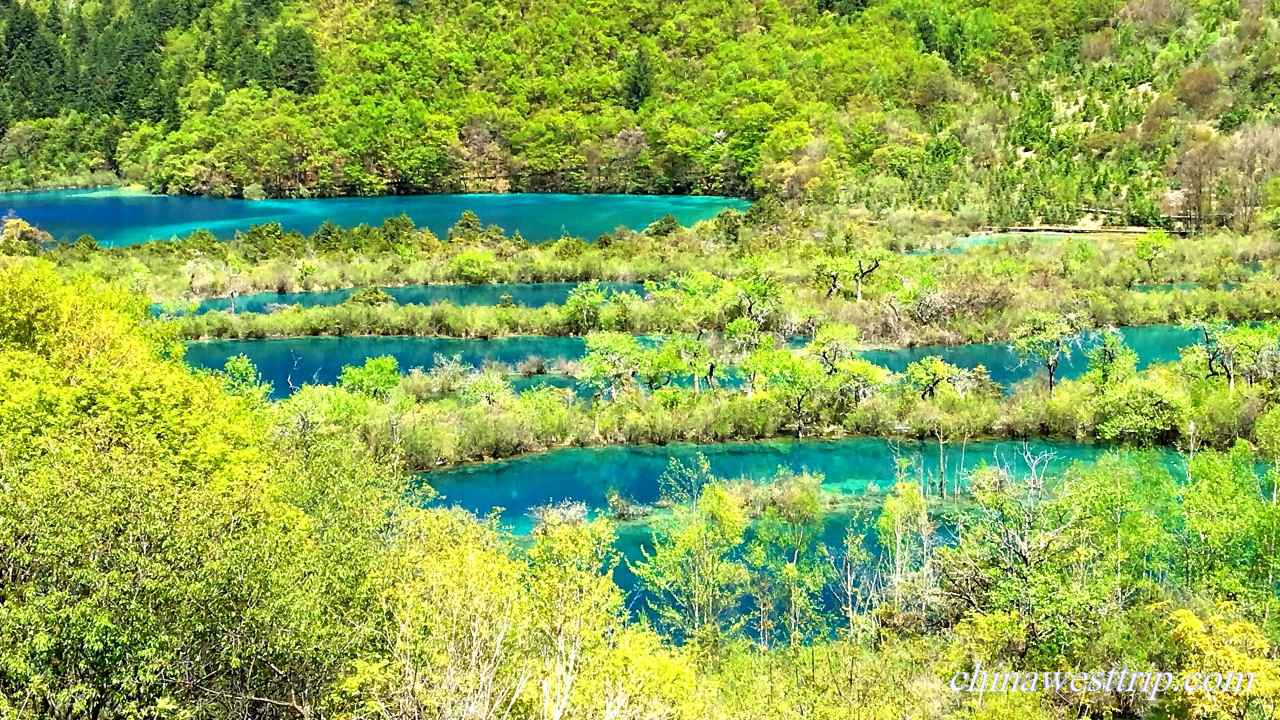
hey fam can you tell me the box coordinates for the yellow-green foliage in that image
[7,260,1280,720]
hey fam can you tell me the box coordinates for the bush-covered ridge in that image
[21,206,1280,346]
[3,0,1280,228]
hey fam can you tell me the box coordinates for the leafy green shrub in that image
[1092,378,1188,445]
[338,356,402,399]
[346,287,396,306]
[448,249,498,283]
[645,214,680,237]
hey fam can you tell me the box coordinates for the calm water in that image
[423,437,1125,536]
[423,437,1174,596]
[183,324,1204,398]
[183,281,645,315]
[185,336,587,397]
[1134,281,1241,293]
[909,231,1069,255]
[2,189,749,247]
[861,325,1200,387]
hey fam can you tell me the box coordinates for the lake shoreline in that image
[174,317,1196,350]
[415,432,1128,476]
[1,183,754,202]
[7,189,750,247]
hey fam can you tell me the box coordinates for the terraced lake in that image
[422,437,1174,595]
[860,324,1200,387]
[3,189,749,247]
[184,335,588,398]
[180,281,645,315]
[423,437,1123,535]
[184,324,1203,398]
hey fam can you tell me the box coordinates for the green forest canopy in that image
[2,0,1279,227]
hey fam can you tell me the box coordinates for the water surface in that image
[423,437,1128,536]
[3,189,748,247]
[185,336,586,397]
[182,281,644,315]
[861,325,1199,387]
[183,324,1204,398]
[910,231,1068,255]
[424,437,1175,596]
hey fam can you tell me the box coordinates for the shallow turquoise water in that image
[3,189,748,247]
[422,437,1126,536]
[1133,281,1241,293]
[909,231,1068,255]
[183,324,1203,398]
[422,437,1175,597]
[181,281,645,315]
[861,325,1199,387]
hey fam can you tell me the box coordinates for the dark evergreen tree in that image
[93,0,118,35]
[5,5,66,119]
[210,0,269,88]
[115,17,167,121]
[5,6,41,67]
[0,5,9,79]
[817,0,869,17]
[0,87,11,139]
[622,46,653,111]
[64,7,90,113]
[270,25,319,95]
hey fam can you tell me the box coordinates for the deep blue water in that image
[2,189,748,247]
[182,282,645,315]
[183,324,1204,398]
[184,336,587,397]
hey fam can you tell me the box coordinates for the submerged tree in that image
[743,348,828,436]
[580,332,643,399]
[633,483,750,650]
[810,323,861,374]
[745,471,830,648]
[1010,312,1081,394]
[904,356,963,400]
[877,480,932,617]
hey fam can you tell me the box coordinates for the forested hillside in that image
[2,0,1279,227]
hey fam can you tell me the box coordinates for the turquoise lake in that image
[423,437,1126,536]
[860,324,1200,387]
[180,281,645,315]
[422,437,1172,596]
[183,324,1202,399]
[184,336,587,397]
[2,189,749,247]
[1134,281,1241,293]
